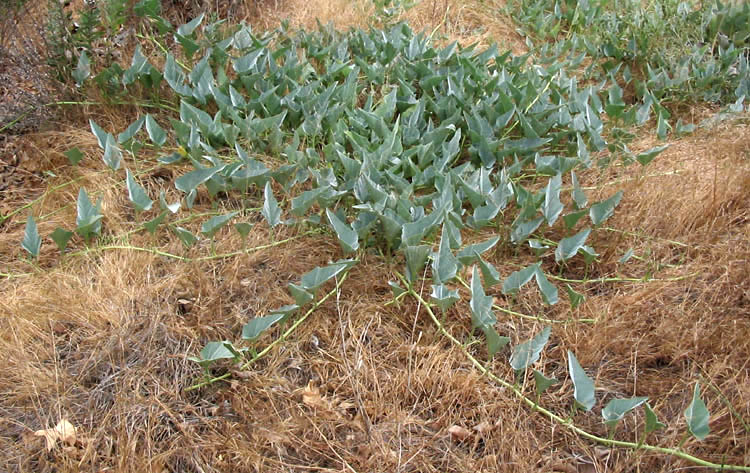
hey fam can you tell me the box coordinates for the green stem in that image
[186,268,353,391]
[404,283,750,472]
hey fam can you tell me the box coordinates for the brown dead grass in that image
[1,2,749,472]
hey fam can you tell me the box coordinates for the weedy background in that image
[0,0,748,472]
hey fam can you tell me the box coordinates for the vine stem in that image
[403,279,750,472]
[186,268,353,391]
[66,232,309,262]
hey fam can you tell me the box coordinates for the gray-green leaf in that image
[555,228,591,263]
[22,215,41,258]
[533,369,559,397]
[262,181,281,228]
[173,226,198,248]
[50,227,74,253]
[300,262,348,292]
[602,396,648,429]
[568,350,596,411]
[125,169,153,212]
[242,313,286,341]
[145,114,167,146]
[201,211,238,238]
[684,382,710,440]
[590,191,623,226]
[432,224,458,283]
[326,209,359,253]
[534,268,559,305]
[502,264,536,295]
[510,326,551,371]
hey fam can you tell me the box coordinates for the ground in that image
[0,1,749,472]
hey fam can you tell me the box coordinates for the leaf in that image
[326,209,359,253]
[456,236,500,265]
[483,325,510,359]
[432,224,458,283]
[300,262,348,292]
[22,215,41,258]
[430,284,460,313]
[143,210,167,234]
[555,228,592,263]
[262,181,281,228]
[198,341,237,362]
[89,119,109,149]
[619,248,634,263]
[571,171,587,209]
[173,226,198,248]
[636,144,669,166]
[502,264,536,295]
[201,211,238,238]
[118,116,145,143]
[72,50,90,85]
[589,191,623,225]
[510,326,551,371]
[644,403,666,435]
[102,134,122,170]
[470,265,496,329]
[177,12,204,36]
[568,350,596,411]
[234,222,253,240]
[543,173,563,226]
[478,256,501,287]
[565,284,585,309]
[288,283,314,306]
[563,209,588,229]
[145,114,167,146]
[125,169,153,212]
[533,369,559,397]
[511,216,544,244]
[602,396,648,430]
[242,313,286,341]
[64,147,84,166]
[534,268,559,305]
[405,245,431,284]
[159,191,181,213]
[75,188,103,239]
[684,382,710,440]
[389,280,406,298]
[174,165,224,193]
[34,419,77,451]
[50,227,74,253]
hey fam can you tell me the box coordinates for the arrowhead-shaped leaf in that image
[288,283,314,306]
[568,350,596,411]
[571,171,587,209]
[543,174,563,226]
[103,134,122,170]
[534,267,559,305]
[175,165,224,193]
[510,326,551,371]
[565,284,585,309]
[262,181,281,228]
[430,283,460,313]
[502,264,536,295]
[432,225,458,283]
[555,228,592,263]
[405,245,431,283]
[470,265,496,329]
[201,211,238,238]
[590,191,623,226]
[644,403,666,435]
[636,144,669,166]
[173,226,198,248]
[198,341,237,362]
[72,50,90,85]
[456,236,500,265]
[22,215,41,258]
[64,147,84,166]
[602,396,648,429]
[511,215,544,244]
[89,119,109,149]
[300,262,348,292]
[50,227,74,253]
[685,383,710,440]
[533,369,559,397]
[483,325,510,359]
[145,114,167,146]
[143,210,167,234]
[125,169,153,212]
[75,188,103,239]
[242,313,286,342]
[234,222,253,240]
[478,256,501,287]
[326,209,359,253]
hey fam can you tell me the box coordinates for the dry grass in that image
[1,1,749,472]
